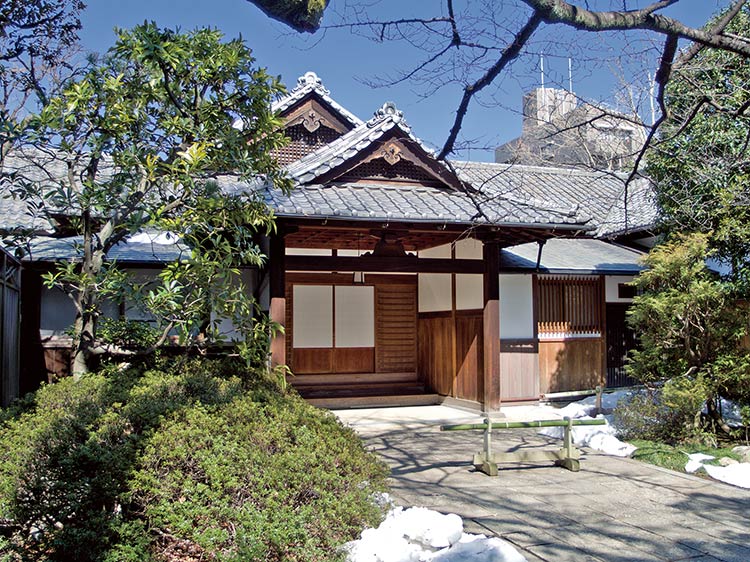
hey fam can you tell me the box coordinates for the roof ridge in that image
[272,71,363,127]
[450,159,629,179]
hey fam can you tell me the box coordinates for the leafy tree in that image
[9,23,291,376]
[627,233,750,435]
[647,5,750,294]
[0,0,85,162]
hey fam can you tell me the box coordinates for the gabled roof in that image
[236,102,593,230]
[283,101,463,189]
[272,71,363,128]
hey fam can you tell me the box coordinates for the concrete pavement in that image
[334,405,750,562]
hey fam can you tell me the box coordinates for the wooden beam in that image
[269,234,286,368]
[482,241,501,412]
[286,255,483,274]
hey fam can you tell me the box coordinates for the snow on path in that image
[344,506,527,562]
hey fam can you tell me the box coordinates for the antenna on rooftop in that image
[540,53,545,92]
[568,57,573,92]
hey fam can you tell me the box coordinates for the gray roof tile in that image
[451,160,657,237]
[501,238,645,274]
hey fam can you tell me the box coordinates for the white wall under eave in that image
[605,275,636,303]
[499,274,534,339]
[456,274,483,310]
[454,238,483,259]
[418,273,452,312]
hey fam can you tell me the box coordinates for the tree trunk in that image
[71,285,99,379]
[706,397,734,436]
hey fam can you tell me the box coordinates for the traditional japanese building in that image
[1,72,658,411]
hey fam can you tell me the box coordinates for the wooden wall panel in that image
[292,348,333,374]
[417,313,453,395]
[376,285,417,373]
[500,340,539,401]
[455,311,483,403]
[539,338,604,394]
[333,347,375,373]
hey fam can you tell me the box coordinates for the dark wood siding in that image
[455,310,483,403]
[418,312,453,395]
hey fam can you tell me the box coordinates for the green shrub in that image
[613,391,665,442]
[97,318,162,351]
[127,391,386,561]
[0,357,387,561]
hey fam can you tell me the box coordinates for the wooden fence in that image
[1,247,21,406]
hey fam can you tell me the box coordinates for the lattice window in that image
[273,124,341,165]
[538,276,602,336]
[341,157,439,184]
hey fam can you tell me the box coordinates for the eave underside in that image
[280,218,588,251]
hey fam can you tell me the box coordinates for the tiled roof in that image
[234,103,591,228]
[24,232,190,263]
[596,176,659,238]
[272,71,363,128]
[500,238,645,274]
[260,181,585,226]
[452,161,627,225]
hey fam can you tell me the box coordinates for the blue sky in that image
[80,1,729,161]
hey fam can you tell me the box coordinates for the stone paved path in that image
[334,406,750,562]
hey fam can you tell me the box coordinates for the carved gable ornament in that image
[381,141,402,165]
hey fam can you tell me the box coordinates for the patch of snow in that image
[684,454,750,488]
[539,414,636,457]
[703,463,750,489]
[575,388,638,412]
[345,506,527,562]
[685,453,715,474]
[542,393,638,458]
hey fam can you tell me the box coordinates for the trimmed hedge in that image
[0,358,387,561]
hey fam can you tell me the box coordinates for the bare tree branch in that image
[438,11,543,159]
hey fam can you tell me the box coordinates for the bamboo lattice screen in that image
[537,276,603,335]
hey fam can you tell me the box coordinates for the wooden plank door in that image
[376,284,417,373]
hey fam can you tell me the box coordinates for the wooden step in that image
[307,394,442,410]
[295,382,427,399]
[290,372,417,386]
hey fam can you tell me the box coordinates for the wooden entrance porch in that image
[267,220,542,411]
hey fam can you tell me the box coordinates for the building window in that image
[538,276,602,337]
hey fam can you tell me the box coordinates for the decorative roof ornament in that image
[367,101,407,129]
[293,71,329,95]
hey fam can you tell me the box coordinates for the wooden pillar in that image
[269,233,286,368]
[482,241,501,412]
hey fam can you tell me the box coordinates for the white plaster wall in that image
[605,275,636,303]
[40,287,77,337]
[123,268,160,321]
[456,274,483,310]
[285,248,333,256]
[335,286,375,347]
[454,238,482,259]
[499,274,534,339]
[418,244,451,259]
[338,249,364,257]
[292,285,333,347]
[211,269,258,341]
[418,274,452,312]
